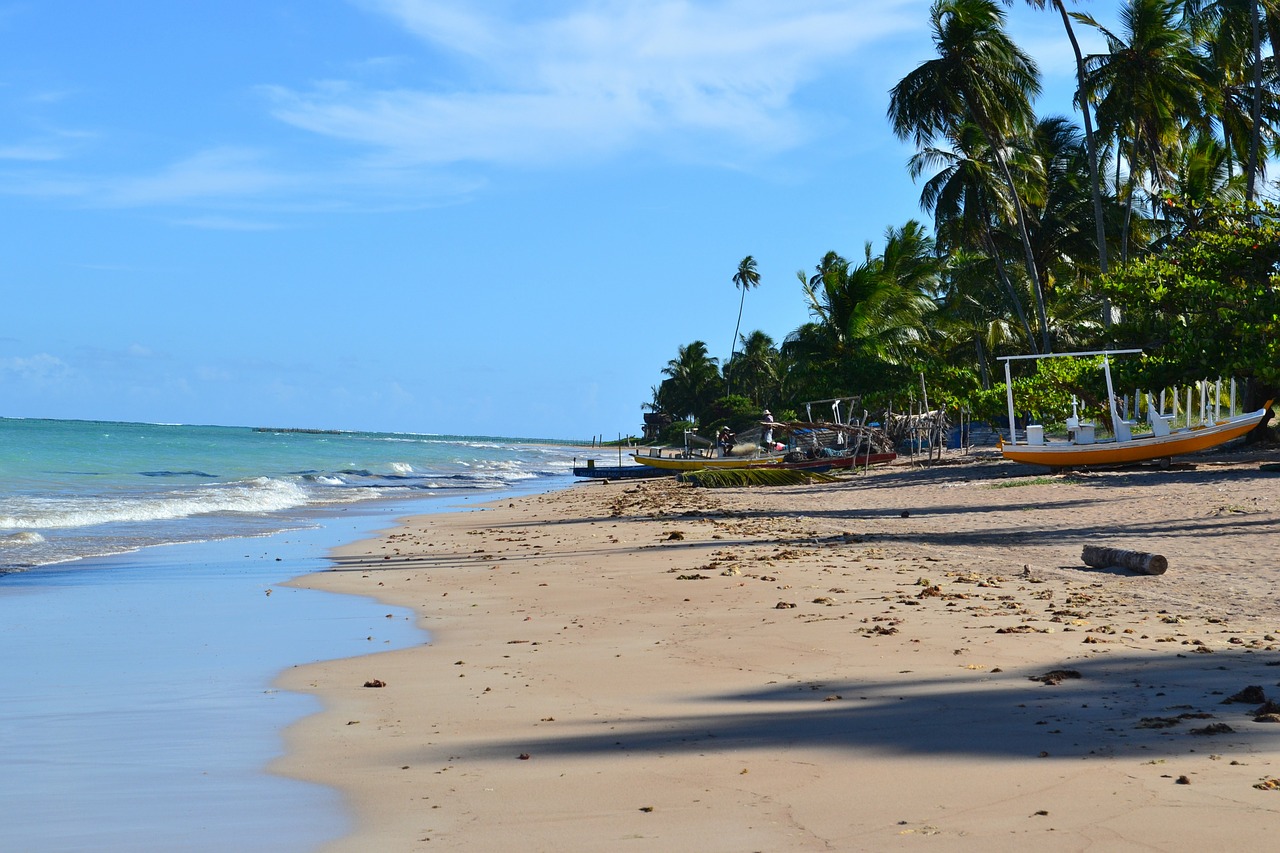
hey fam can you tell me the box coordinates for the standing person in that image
[762,409,774,447]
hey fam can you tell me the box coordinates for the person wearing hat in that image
[762,409,774,447]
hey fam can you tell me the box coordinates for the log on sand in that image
[1081,545,1168,575]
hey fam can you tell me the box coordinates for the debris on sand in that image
[1029,669,1082,685]
[1223,685,1267,705]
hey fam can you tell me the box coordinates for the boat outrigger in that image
[998,349,1271,467]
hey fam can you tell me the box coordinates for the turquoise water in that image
[1,417,585,570]
[0,418,585,850]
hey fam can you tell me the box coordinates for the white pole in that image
[1186,387,1193,429]
[1103,355,1123,439]
[1231,379,1237,416]
[1215,379,1222,421]
[1003,359,1016,444]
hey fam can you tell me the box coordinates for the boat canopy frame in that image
[997,349,1143,444]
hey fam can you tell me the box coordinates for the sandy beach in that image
[275,450,1280,851]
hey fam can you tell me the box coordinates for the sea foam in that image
[0,478,310,530]
[0,531,46,546]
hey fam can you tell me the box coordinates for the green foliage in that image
[657,419,697,446]
[701,395,761,435]
[968,355,1109,426]
[1100,202,1280,390]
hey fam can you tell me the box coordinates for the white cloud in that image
[268,0,923,168]
[0,353,71,384]
[101,147,295,206]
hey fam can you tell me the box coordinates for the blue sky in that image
[2,0,1111,438]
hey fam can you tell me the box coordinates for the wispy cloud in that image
[169,215,285,231]
[0,127,96,162]
[2,1,923,214]
[268,0,922,168]
[0,353,72,385]
[0,142,65,161]
[100,147,295,206]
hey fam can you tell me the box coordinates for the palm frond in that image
[677,468,840,488]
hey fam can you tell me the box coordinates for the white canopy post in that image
[1103,354,1123,439]
[1004,358,1016,444]
[1215,379,1222,421]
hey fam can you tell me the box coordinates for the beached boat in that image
[571,460,668,479]
[631,449,896,472]
[998,349,1271,467]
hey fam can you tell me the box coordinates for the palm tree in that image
[1185,0,1280,199]
[782,224,940,400]
[1157,134,1246,238]
[1017,0,1114,331]
[1018,0,1112,281]
[727,256,761,394]
[1077,0,1208,260]
[724,330,781,407]
[910,121,1038,347]
[889,0,1051,351]
[659,341,721,422]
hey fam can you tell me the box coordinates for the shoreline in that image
[0,497,441,852]
[278,452,1280,850]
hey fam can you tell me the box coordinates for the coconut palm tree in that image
[658,341,721,423]
[724,330,781,407]
[889,0,1051,351]
[1017,0,1112,284]
[727,256,761,394]
[909,121,1038,348]
[1077,0,1208,260]
[1185,0,1280,197]
[782,224,941,400]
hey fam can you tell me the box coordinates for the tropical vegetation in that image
[645,0,1280,442]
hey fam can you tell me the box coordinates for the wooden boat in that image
[997,349,1271,467]
[632,449,896,472]
[571,461,668,479]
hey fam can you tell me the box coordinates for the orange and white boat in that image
[997,350,1271,467]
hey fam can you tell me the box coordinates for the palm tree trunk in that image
[986,136,1050,352]
[1246,0,1262,202]
[1121,173,1135,265]
[982,229,1037,352]
[1055,0,1110,323]
[975,337,990,388]
[727,289,747,395]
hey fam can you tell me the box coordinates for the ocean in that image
[1,417,588,572]
[0,418,592,851]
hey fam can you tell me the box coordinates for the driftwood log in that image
[1081,545,1168,576]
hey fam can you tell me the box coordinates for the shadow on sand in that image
[437,650,1280,764]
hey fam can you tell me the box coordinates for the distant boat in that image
[997,349,1271,467]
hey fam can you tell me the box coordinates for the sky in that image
[1,0,1115,439]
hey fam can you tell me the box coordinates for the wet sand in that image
[277,450,1280,850]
